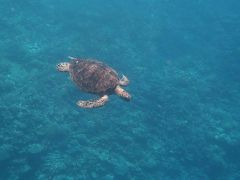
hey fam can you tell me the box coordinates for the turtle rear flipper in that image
[115,85,131,101]
[119,75,129,86]
[77,95,108,108]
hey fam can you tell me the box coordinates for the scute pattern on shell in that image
[69,59,119,94]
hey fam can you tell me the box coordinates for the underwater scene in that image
[0,0,240,179]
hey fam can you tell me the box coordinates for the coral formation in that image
[0,0,239,179]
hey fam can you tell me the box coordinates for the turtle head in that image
[56,62,70,72]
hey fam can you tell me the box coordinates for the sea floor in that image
[0,0,240,179]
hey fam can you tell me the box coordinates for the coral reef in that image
[0,0,239,179]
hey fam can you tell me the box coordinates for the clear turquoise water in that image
[0,0,240,179]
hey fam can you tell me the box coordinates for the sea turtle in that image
[56,57,131,108]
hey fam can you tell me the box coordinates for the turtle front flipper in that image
[77,95,109,108]
[119,75,129,86]
[68,56,77,60]
[115,85,131,101]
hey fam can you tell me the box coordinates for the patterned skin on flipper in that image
[119,75,129,86]
[115,85,131,101]
[77,95,108,108]
[69,59,119,94]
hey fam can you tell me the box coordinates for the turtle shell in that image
[69,59,119,94]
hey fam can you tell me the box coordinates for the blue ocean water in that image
[0,0,240,179]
